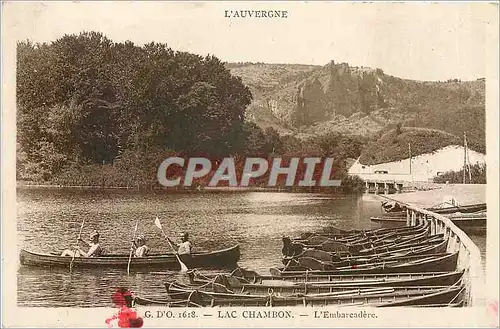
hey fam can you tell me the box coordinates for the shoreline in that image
[16,183,353,194]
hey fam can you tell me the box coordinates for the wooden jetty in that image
[133,187,485,308]
[380,195,484,306]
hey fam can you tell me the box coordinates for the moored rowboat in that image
[284,240,449,269]
[274,252,459,275]
[19,245,240,270]
[297,221,428,243]
[382,202,486,215]
[134,285,465,307]
[189,269,465,287]
[164,280,456,299]
[371,215,486,224]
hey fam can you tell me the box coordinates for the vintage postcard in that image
[2,1,499,328]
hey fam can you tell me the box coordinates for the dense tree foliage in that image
[17,32,252,180]
[359,126,484,166]
[17,32,364,192]
[433,163,486,184]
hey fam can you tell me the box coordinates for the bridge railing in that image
[349,173,413,182]
[382,196,485,306]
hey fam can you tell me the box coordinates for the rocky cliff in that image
[227,61,485,146]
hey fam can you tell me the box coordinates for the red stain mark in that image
[105,288,144,328]
[488,300,498,317]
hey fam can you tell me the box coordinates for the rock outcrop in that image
[227,61,485,145]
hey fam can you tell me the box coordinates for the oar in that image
[154,216,188,272]
[127,219,140,275]
[70,219,85,271]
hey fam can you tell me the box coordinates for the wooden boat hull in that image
[238,276,463,292]
[165,280,454,299]
[382,203,486,216]
[174,274,464,296]
[371,216,486,226]
[297,221,428,242]
[133,296,201,308]
[371,216,407,224]
[279,252,459,275]
[428,203,486,214]
[299,221,428,243]
[285,242,448,269]
[19,245,240,270]
[288,234,445,263]
[378,286,465,307]
[192,269,465,287]
[135,285,464,307]
[288,223,431,257]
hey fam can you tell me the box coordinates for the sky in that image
[3,1,498,81]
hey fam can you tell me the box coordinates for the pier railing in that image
[382,196,485,307]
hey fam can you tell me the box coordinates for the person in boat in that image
[61,230,103,258]
[167,232,192,259]
[282,237,304,257]
[132,236,150,257]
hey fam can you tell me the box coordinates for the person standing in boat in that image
[61,230,103,258]
[132,236,150,257]
[167,232,192,259]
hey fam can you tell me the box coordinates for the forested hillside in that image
[17,32,254,180]
[16,32,364,191]
[17,32,485,189]
[359,126,485,165]
[227,62,486,147]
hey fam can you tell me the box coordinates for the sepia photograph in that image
[2,1,499,328]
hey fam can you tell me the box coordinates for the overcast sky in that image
[4,1,498,81]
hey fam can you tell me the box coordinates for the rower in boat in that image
[61,230,103,258]
[167,232,192,260]
[132,236,150,257]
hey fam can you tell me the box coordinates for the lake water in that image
[16,188,486,307]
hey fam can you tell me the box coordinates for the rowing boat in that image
[293,230,431,255]
[297,221,429,243]
[288,231,439,259]
[381,203,486,216]
[275,252,458,274]
[191,271,464,291]
[165,280,456,299]
[284,240,448,269]
[371,216,486,233]
[189,269,465,286]
[371,214,486,224]
[19,244,240,269]
[134,284,464,307]
[133,295,201,308]
[287,222,431,256]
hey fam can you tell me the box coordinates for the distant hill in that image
[358,127,485,165]
[226,61,486,148]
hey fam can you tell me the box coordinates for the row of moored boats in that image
[133,219,466,307]
[370,202,486,230]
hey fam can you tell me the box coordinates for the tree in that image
[17,32,253,181]
[434,163,486,184]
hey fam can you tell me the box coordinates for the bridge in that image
[349,173,412,193]
[364,180,406,193]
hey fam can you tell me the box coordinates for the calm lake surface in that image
[17,188,486,307]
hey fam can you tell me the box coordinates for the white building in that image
[348,145,485,182]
